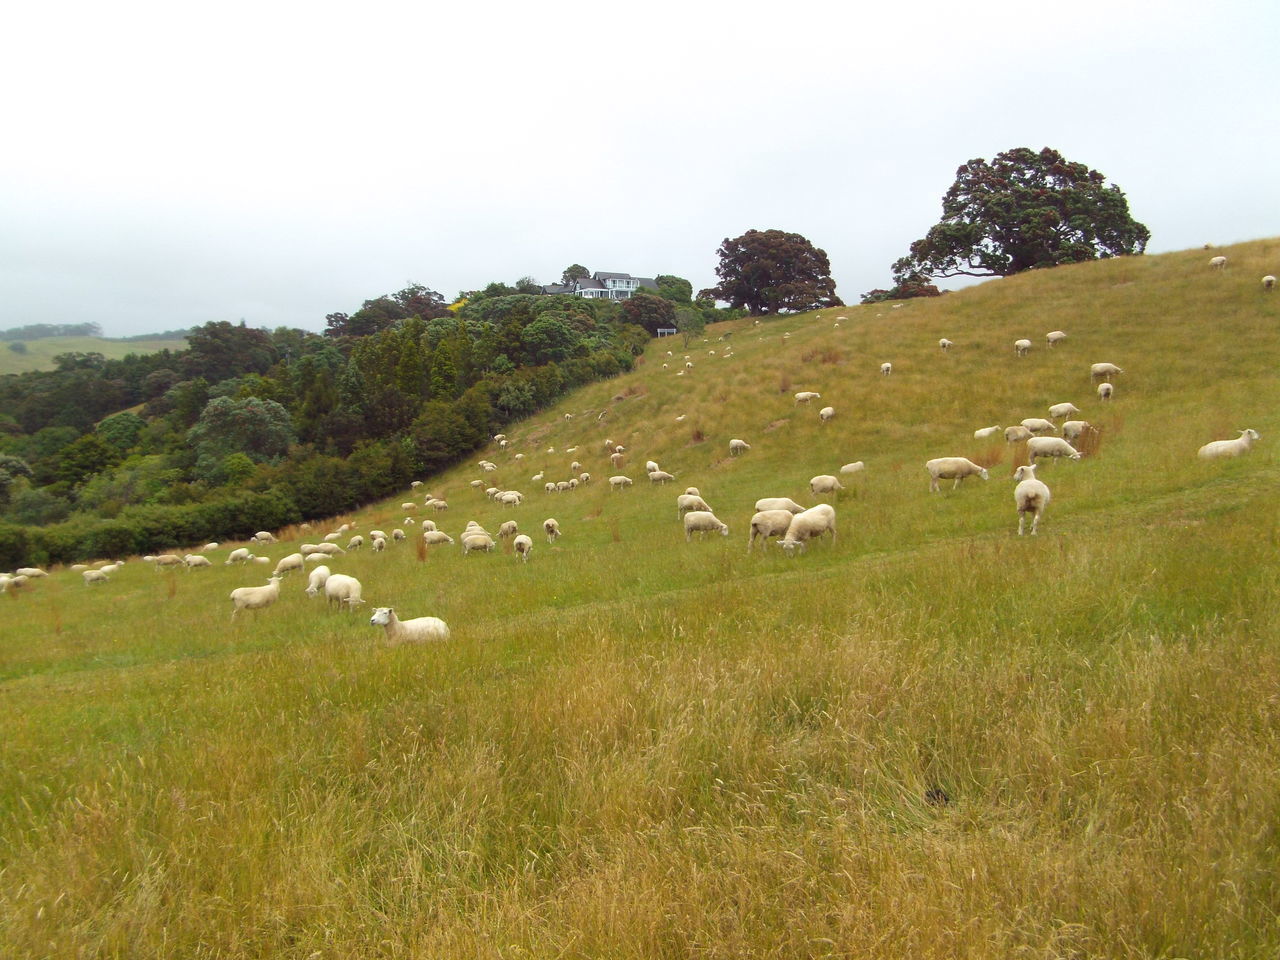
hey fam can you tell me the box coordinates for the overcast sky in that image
[2,0,1277,337]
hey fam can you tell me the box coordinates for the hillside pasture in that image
[0,335,188,375]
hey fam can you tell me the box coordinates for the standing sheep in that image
[1014,339,1032,357]
[1197,429,1260,460]
[1027,436,1082,465]
[925,457,989,492]
[1048,402,1080,420]
[729,438,751,456]
[1209,255,1227,270]
[648,470,675,484]
[609,476,633,491]
[974,425,1002,440]
[1264,275,1276,291]
[1013,464,1051,536]
[513,535,533,563]
[754,497,805,514]
[305,565,331,597]
[683,510,729,542]
[1097,382,1114,401]
[818,406,835,424]
[747,509,796,552]
[229,577,283,619]
[273,553,305,577]
[809,475,845,496]
[794,391,822,404]
[839,461,865,475]
[543,518,561,544]
[1004,425,1033,444]
[880,362,893,376]
[677,494,712,518]
[776,504,837,555]
[938,338,953,351]
[1046,330,1067,347]
[1062,421,1093,443]
[1020,418,1057,435]
[1090,362,1123,381]
[323,574,364,610]
[369,607,450,644]
[497,520,519,540]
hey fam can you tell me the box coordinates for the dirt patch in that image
[763,418,790,432]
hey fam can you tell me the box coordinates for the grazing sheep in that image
[430,499,449,512]
[371,537,386,553]
[1005,425,1033,443]
[747,509,796,552]
[201,542,220,552]
[305,565,331,597]
[83,569,110,585]
[1264,275,1276,291]
[1097,382,1114,401]
[370,606,450,643]
[422,530,455,546]
[183,555,213,569]
[1013,464,1051,536]
[411,480,423,489]
[839,461,865,475]
[419,520,436,532]
[570,460,582,473]
[71,564,89,572]
[1197,429,1261,460]
[1209,255,1227,270]
[99,562,125,576]
[1090,362,1124,381]
[462,533,496,555]
[498,520,518,539]
[925,457,989,492]
[645,460,661,473]
[323,573,364,610]
[513,535,533,563]
[809,475,845,496]
[684,487,701,497]
[677,494,712,518]
[938,338,953,351]
[251,531,278,544]
[323,532,343,542]
[648,470,675,484]
[1027,436,1082,464]
[609,476,633,491]
[392,528,406,542]
[498,491,523,506]
[229,576,283,619]
[880,361,893,376]
[1046,330,1067,347]
[1014,339,1031,357]
[818,406,835,424]
[152,555,183,569]
[310,542,346,556]
[683,510,729,542]
[1021,418,1057,435]
[1048,402,1080,420]
[754,497,805,514]
[543,518,561,544]
[545,482,557,493]
[347,535,364,550]
[493,434,507,443]
[304,553,329,564]
[776,504,837,555]
[974,425,1002,440]
[729,438,751,456]
[610,452,625,469]
[794,391,822,404]
[251,556,270,565]
[273,553,305,577]
[1062,420,1093,442]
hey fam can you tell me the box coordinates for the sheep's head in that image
[1013,465,1038,482]
[979,468,990,480]
[776,538,805,556]
[369,607,393,626]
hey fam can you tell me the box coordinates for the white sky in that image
[2,0,1277,337]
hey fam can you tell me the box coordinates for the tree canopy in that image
[893,147,1150,283]
[707,229,842,315]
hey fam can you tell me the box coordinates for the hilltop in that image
[0,334,189,375]
[2,240,1279,958]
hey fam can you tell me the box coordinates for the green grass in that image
[0,336,188,375]
[2,240,1280,957]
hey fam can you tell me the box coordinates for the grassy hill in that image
[3,240,1279,957]
[0,335,188,375]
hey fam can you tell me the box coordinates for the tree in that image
[655,275,693,304]
[708,229,842,315]
[860,272,941,304]
[187,396,296,483]
[561,264,590,286]
[619,292,676,336]
[892,146,1151,283]
[674,307,705,347]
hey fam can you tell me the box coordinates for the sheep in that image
[273,553,305,577]
[545,482,557,493]
[1005,425,1033,444]
[747,509,795,552]
[880,362,893,376]
[809,475,845,496]
[754,497,805,514]
[974,425,1002,440]
[610,452,625,468]
[1046,330,1067,347]
[513,535,533,563]
[411,480,424,489]
[1090,362,1124,381]
[1097,382,1114,401]
[462,533,496,555]
[305,564,331,597]
[498,491,523,506]
[70,563,89,572]
[683,510,729,542]
[369,530,387,541]
[939,338,953,351]
[609,475,633,491]
[839,461,865,475]
[370,606,450,643]
[99,562,125,576]
[183,555,213,569]
[304,553,329,564]
[152,555,183,569]
[1014,339,1031,357]
[323,573,364,610]
[309,542,346,556]
[323,532,343,542]
[229,576,282,619]
[392,528,406,542]
[776,504,837,555]
[1197,429,1261,460]
[1013,464,1051,536]
[1048,402,1080,420]
[1062,420,1093,442]
[794,391,822,404]
[676,494,712,518]
[347,535,364,551]
[570,460,582,473]
[728,438,751,457]
[493,434,507,443]
[419,520,436,532]
[201,542,220,552]
[430,499,449,512]
[1264,275,1277,291]
[818,406,835,424]
[1209,255,1227,270]
[251,556,270,565]
[83,569,110,585]
[684,487,701,497]
[925,457,989,492]
[422,530,455,546]
[543,518,561,544]
[648,470,675,484]
[371,536,386,552]
[645,460,661,473]
[251,531,278,544]
[1020,418,1057,435]
[1027,436,1082,465]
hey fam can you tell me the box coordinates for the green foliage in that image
[183,321,278,384]
[0,454,33,505]
[861,273,942,304]
[52,433,121,486]
[522,314,580,364]
[95,412,146,455]
[5,487,71,525]
[561,263,590,286]
[709,229,843,314]
[894,146,1151,282]
[675,306,706,346]
[655,274,693,304]
[188,396,296,483]
[8,341,27,354]
[619,291,677,335]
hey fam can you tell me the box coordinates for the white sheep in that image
[1014,339,1031,357]
[370,606,450,643]
[304,553,329,564]
[684,487,701,497]
[229,576,282,619]
[648,470,675,484]
[570,460,582,473]
[310,542,346,556]
[974,425,1002,440]
[729,438,751,457]
[794,391,822,404]
[1090,362,1123,381]
[1048,402,1080,420]
[250,531,277,544]
[1197,429,1260,460]
[754,497,805,514]
[1020,418,1057,435]
[498,491,523,506]
[809,475,845,496]
[83,569,110,585]
[880,361,893,376]
[543,518,561,544]
[925,457,989,492]
[610,452,625,468]
[1209,255,1227,270]
[273,553,305,577]
[201,542,220,552]
[323,532,342,542]
[1062,420,1093,442]
[513,535,533,563]
[1264,275,1276,291]
[1013,464,1051,536]
[422,530,454,546]
[183,555,213,569]
[323,573,364,610]
[411,480,423,489]
[747,509,796,552]
[430,499,449,512]
[498,520,518,539]
[305,564,331,597]
[545,482,557,494]
[371,537,386,553]
[777,504,837,555]
[462,533,495,555]
[1027,436,1082,464]
[152,555,183,569]
[839,461,865,475]
[1045,330,1067,347]
[392,528,406,542]
[938,338,953,351]
[645,460,661,473]
[609,476,633,491]
[347,535,364,550]
[553,481,568,492]
[818,406,835,424]
[683,510,729,542]
[677,494,712,518]
[1004,425,1033,444]
[1097,382,1114,401]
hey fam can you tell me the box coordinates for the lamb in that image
[880,361,893,376]
[1046,330,1067,347]
[1020,418,1057,435]
[776,504,837,555]
[274,553,305,577]
[305,564,331,596]
[1097,382,1114,401]
[938,338,953,351]
[323,573,365,610]
[728,438,751,457]
[1061,420,1093,442]
[609,476,633,491]
[839,461,865,475]
[809,475,845,496]
[974,425,1002,440]
[462,533,496,555]
[747,509,796,552]
[543,518,561,544]
[83,569,110,585]
[794,391,822,404]
[422,530,454,546]
[1197,429,1261,460]
[683,510,729,542]
[545,482,557,493]
[513,534,533,563]
[1005,425,1033,443]
[498,520,519,539]
[818,406,835,424]
[1048,402,1080,420]
[1209,255,1227,270]
[648,470,675,484]
[369,606,450,644]
[1027,436,1082,464]
[1090,362,1123,381]
[925,457,989,492]
[1013,464,1051,536]
[229,576,282,619]
[1014,339,1032,357]
[754,497,805,514]
[677,494,712,518]
[1264,275,1277,291]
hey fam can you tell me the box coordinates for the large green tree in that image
[892,146,1150,282]
[708,229,842,315]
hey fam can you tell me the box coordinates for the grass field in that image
[2,241,1279,958]
[0,336,188,375]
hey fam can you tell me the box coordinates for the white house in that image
[542,272,659,300]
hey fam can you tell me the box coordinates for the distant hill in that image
[0,335,189,375]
